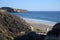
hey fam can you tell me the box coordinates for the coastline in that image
[22,18,57,26]
[22,18,57,33]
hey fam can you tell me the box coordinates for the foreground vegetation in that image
[0,11,31,40]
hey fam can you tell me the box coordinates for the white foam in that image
[22,17,57,26]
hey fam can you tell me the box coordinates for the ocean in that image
[12,11,60,25]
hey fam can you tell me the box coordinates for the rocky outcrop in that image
[0,7,28,13]
[45,23,60,40]
[14,31,46,40]
[47,23,60,37]
[0,11,31,40]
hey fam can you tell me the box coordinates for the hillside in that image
[0,7,28,13]
[0,11,31,40]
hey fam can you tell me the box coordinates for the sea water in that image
[12,11,60,26]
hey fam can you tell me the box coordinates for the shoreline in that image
[22,18,57,26]
[22,18,57,33]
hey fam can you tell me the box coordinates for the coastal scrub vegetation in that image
[0,11,31,40]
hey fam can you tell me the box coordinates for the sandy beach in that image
[23,18,57,33]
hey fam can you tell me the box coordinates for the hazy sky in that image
[0,0,60,11]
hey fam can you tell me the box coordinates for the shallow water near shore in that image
[22,18,57,26]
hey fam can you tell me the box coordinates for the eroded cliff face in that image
[0,11,31,40]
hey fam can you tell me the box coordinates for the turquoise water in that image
[12,11,60,22]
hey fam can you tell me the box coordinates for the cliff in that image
[0,7,28,13]
[0,11,31,40]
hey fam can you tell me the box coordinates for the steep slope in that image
[0,11,31,40]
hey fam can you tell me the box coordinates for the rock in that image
[45,23,60,40]
[14,31,46,40]
[0,11,31,40]
[47,23,60,37]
